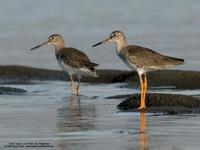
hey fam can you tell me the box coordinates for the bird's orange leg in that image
[143,74,147,107]
[138,74,144,109]
[76,76,81,96]
[138,74,147,109]
[69,75,74,95]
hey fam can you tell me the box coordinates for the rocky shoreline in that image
[0,87,26,95]
[0,65,200,89]
[0,65,130,84]
[1,65,200,114]
[107,94,200,114]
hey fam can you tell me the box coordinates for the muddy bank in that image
[106,94,200,114]
[0,65,200,89]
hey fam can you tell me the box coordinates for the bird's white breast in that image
[58,59,75,75]
[57,59,96,77]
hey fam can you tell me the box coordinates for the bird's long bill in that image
[92,38,109,47]
[30,41,49,51]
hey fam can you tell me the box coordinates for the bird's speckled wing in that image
[126,45,184,69]
[57,47,98,71]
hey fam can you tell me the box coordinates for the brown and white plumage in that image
[93,30,184,109]
[125,45,184,71]
[56,47,98,77]
[31,34,98,95]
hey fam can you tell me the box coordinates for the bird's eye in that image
[111,34,116,37]
[51,37,54,40]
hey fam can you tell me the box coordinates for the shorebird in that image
[93,31,184,109]
[31,34,98,95]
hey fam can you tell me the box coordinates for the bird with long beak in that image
[93,31,184,109]
[31,34,98,96]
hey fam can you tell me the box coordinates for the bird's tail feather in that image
[163,56,184,66]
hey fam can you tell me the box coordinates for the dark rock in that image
[0,87,26,95]
[1,65,200,89]
[106,93,200,114]
[125,70,200,89]
[0,65,130,84]
[0,65,66,84]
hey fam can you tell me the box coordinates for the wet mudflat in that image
[0,81,200,150]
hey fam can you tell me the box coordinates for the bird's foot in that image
[138,106,146,110]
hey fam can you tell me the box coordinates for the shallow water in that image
[0,81,200,150]
[0,0,200,70]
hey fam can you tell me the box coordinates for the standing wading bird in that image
[31,34,98,96]
[93,31,184,109]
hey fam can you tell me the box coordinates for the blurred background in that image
[0,0,199,70]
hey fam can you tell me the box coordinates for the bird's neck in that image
[55,41,65,54]
[115,37,127,53]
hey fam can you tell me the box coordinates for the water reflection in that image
[139,112,148,150]
[56,96,149,150]
[56,95,96,132]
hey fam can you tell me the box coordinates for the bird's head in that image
[30,34,65,51]
[92,31,125,47]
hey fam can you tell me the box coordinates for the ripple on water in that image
[0,81,200,150]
